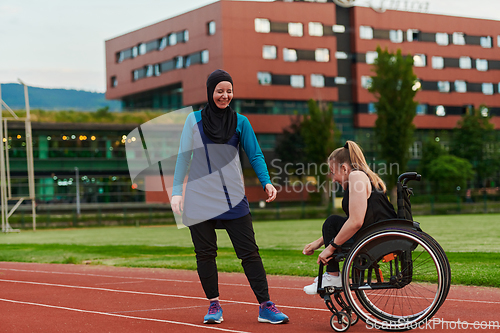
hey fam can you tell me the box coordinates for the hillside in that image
[0,83,121,111]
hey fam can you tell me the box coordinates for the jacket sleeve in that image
[239,116,271,189]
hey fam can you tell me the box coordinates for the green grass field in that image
[0,214,499,287]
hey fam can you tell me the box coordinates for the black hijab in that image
[201,69,237,144]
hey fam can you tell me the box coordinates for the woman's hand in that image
[171,195,183,215]
[317,245,335,265]
[303,238,323,255]
[265,183,277,202]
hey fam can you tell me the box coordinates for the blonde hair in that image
[328,140,387,193]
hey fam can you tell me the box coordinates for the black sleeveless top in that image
[342,180,397,229]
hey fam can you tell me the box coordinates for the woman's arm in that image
[317,171,370,265]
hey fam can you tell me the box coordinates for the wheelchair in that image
[316,172,451,332]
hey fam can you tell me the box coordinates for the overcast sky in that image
[0,0,499,93]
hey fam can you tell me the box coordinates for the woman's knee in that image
[322,215,348,240]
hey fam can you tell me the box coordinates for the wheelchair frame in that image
[316,172,451,332]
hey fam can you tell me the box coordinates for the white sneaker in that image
[303,272,342,295]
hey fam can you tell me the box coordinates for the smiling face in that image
[212,81,233,109]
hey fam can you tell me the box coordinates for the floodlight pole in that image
[75,167,80,215]
[18,79,36,231]
[0,84,6,232]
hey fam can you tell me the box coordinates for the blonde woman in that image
[302,141,396,294]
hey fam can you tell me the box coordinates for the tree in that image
[426,154,474,194]
[420,136,447,179]
[300,100,340,204]
[369,47,419,201]
[450,107,500,187]
[274,116,305,168]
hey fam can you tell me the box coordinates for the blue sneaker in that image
[204,302,223,324]
[258,301,289,324]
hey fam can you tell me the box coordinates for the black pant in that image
[322,215,351,273]
[188,213,270,304]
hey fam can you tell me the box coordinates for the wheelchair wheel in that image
[330,312,350,332]
[342,227,449,331]
[418,230,451,304]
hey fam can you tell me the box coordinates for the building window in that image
[476,59,488,71]
[133,70,139,81]
[138,43,147,55]
[183,30,189,42]
[309,22,323,36]
[360,26,373,40]
[175,56,183,69]
[335,77,347,85]
[416,104,427,115]
[255,18,270,33]
[110,76,117,87]
[154,64,161,76]
[159,37,167,50]
[407,29,419,42]
[480,106,489,117]
[146,65,154,77]
[480,36,492,48]
[390,30,403,43]
[436,33,449,46]
[315,48,329,62]
[454,80,467,93]
[257,72,271,85]
[168,33,177,46]
[332,25,345,33]
[132,46,138,58]
[207,21,216,35]
[335,51,348,59]
[459,56,472,69]
[498,35,500,47]
[184,56,191,68]
[283,48,297,62]
[262,45,277,59]
[482,83,494,95]
[117,51,125,63]
[361,76,372,89]
[311,74,325,87]
[436,105,446,116]
[452,32,465,45]
[368,103,376,114]
[438,81,450,93]
[432,56,444,69]
[201,50,209,64]
[413,54,426,67]
[363,51,377,64]
[290,75,305,88]
[288,23,303,37]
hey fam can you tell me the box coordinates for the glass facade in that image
[122,84,183,111]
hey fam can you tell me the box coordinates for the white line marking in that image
[109,304,210,314]
[2,267,498,305]
[0,278,329,312]
[0,297,251,333]
[0,267,304,291]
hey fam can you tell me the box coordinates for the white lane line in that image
[0,267,304,291]
[109,304,210,314]
[0,297,251,333]
[96,281,147,285]
[0,278,330,312]
[2,267,498,305]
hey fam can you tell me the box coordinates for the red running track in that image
[0,262,499,332]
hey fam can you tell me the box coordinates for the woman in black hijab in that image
[171,69,288,325]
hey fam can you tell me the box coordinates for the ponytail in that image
[328,140,387,193]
